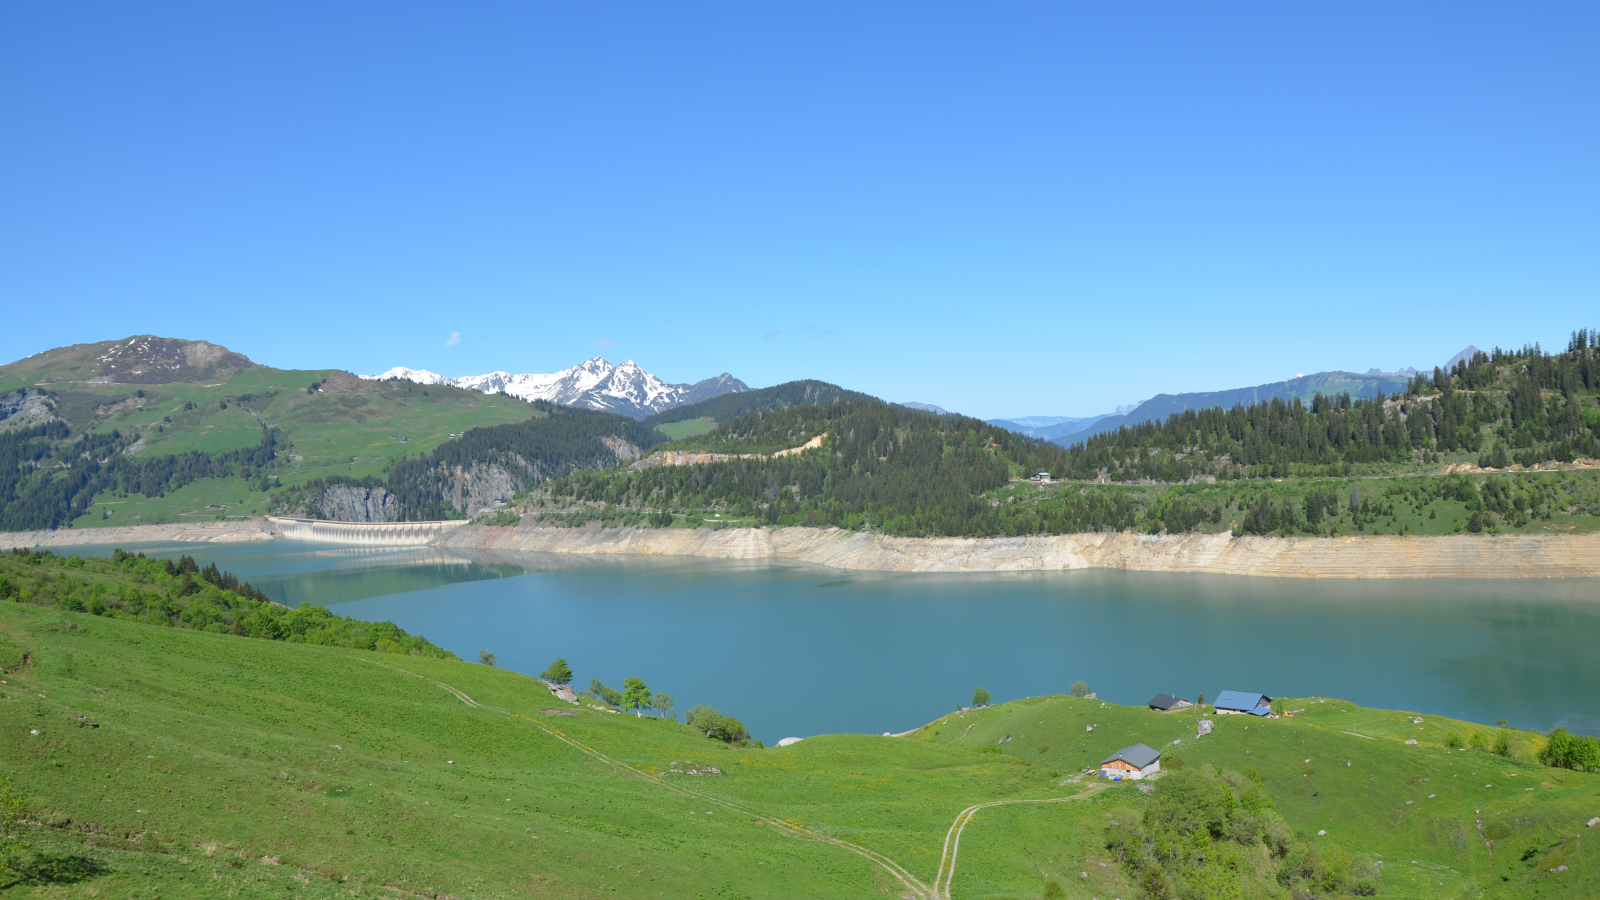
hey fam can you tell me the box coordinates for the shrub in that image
[684,705,750,744]
[540,658,573,684]
[1445,731,1465,750]
[588,679,623,707]
[1538,727,1600,772]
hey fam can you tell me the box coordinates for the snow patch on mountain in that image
[366,366,450,385]
[362,358,747,418]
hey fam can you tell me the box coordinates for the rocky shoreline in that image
[5,519,1599,578]
[1,520,276,549]
[433,523,1600,579]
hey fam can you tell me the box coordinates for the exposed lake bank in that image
[1,520,276,548]
[8,519,1600,578]
[441,523,1600,578]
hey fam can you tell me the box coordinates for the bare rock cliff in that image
[313,485,402,523]
[442,463,519,517]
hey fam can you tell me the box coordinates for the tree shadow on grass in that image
[3,850,106,886]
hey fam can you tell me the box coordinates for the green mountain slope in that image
[544,398,1082,535]
[0,337,670,529]
[531,332,1600,538]
[2,565,1594,898]
[1056,341,1600,482]
[274,402,669,522]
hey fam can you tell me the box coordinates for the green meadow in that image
[2,591,1596,898]
[651,417,718,442]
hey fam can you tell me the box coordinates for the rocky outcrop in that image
[601,436,642,463]
[313,485,402,523]
[433,524,1600,579]
[442,463,519,517]
[0,389,55,431]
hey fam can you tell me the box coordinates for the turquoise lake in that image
[58,539,1600,744]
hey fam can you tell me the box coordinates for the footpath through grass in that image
[1,597,1596,898]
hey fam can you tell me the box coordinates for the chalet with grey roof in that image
[1100,743,1162,780]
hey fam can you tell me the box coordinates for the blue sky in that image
[3,3,1595,419]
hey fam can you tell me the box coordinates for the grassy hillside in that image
[0,337,682,529]
[0,337,542,529]
[2,567,1595,898]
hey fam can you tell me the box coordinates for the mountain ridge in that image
[1048,370,1415,446]
[363,358,747,419]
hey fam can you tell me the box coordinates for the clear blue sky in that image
[3,3,1595,418]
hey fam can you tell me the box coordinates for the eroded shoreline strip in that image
[6,520,1591,579]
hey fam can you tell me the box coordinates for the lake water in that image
[53,539,1600,744]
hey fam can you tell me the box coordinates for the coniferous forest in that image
[528,331,1600,538]
[0,424,280,531]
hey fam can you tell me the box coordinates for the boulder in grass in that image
[1587,817,1599,828]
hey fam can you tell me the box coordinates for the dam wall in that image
[267,517,470,546]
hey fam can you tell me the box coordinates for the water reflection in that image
[54,541,526,607]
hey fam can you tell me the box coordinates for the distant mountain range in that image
[363,358,748,419]
[984,414,1111,440]
[988,348,1477,448]
[1043,370,1415,446]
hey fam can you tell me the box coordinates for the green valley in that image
[1,555,1596,898]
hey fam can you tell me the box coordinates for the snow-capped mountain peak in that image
[361,358,748,419]
[365,366,450,385]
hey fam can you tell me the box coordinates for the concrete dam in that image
[267,517,470,546]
